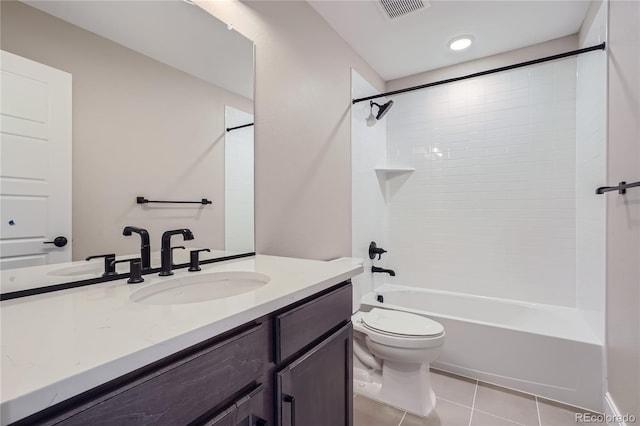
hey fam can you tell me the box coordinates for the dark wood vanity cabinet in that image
[15,281,352,426]
[276,324,353,426]
[200,384,267,426]
[273,284,353,426]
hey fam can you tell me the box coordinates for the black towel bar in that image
[136,196,212,205]
[595,181,640,195]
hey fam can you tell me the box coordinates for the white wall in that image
[197,1,385,260]
[385,58,579,306]
[576,0,607,341]
[351,70,389,305]
[225,106,255,253]
[605,0,640,419]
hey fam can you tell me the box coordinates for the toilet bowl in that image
[352,307,445,416]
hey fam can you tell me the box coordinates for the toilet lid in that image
[362,308,444,337]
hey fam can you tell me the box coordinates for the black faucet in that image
[189,248,211,272]
[369,241,388,260]
[122,226,151,270]
[372,266,396,276]
[85,253,117,277]
[110,258,145,284]
[159,229,194,276]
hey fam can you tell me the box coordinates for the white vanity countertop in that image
[0,255,363,425]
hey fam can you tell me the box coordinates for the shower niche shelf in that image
[374,167,415,202]
[373,167,415,175]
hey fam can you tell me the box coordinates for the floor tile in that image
[401,398,472,426]
[470,410,523,426]
[473,383,539,426]
[430,369,477,408]
[538,397,597,426]
[354,395,405,426]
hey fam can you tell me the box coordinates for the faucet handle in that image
[368,241,388,260]
[85,253,117,277]
[188,249,211,272]
[110,258,144,284]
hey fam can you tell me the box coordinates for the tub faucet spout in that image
[372,266,396,276]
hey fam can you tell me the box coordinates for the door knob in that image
[43,236,68,247]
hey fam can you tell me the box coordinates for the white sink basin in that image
[130,271,271,305]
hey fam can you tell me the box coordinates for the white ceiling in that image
[23,1,254,99]
[308,0,591,81]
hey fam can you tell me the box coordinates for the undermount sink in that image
[130,271,271,305]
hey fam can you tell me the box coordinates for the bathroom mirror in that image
[0,0,255,292]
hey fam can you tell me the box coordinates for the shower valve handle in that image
[369,241,388,260]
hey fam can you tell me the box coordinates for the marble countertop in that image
[0,255,363,425]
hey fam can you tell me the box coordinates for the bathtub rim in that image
[362,284,602,345]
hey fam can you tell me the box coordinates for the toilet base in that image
[353,362,437,417]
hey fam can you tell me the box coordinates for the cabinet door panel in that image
[276,323,353,426]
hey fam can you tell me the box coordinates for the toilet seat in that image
[355,308,445,349]
[362,308,444,337]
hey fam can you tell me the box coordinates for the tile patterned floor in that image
[353,369,599,426]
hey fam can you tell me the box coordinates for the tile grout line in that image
[398,411,407,426]
[535,396,542,426]
[476,409,526,426]
[438,395,475,410]
[468,380,479,426]
[472,408,528,426]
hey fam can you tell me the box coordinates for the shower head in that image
[370,100,394,120]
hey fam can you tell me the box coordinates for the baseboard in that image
[604,392,636,426]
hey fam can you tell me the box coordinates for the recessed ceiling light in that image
[449,36,473,51]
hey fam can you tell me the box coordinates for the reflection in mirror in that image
[0,0,254,293]
[225,106,255,253]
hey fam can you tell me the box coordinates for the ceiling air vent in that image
[378,0,427,19]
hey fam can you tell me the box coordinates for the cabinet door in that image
[201,384,266,426]
[276,323,353,426]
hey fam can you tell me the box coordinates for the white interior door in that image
[0,50,72,269]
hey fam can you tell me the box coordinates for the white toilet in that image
[352,285,445,416]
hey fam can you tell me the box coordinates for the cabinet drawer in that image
[202,384,266,426]
[275,283,351,363]
[56,323,267,426]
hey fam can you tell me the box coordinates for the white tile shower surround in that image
[354,369,600,426]
[351,69,390,299]
[575,3,607,341]
[385,58,581,307]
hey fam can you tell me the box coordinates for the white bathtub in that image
[361,284,604,412]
